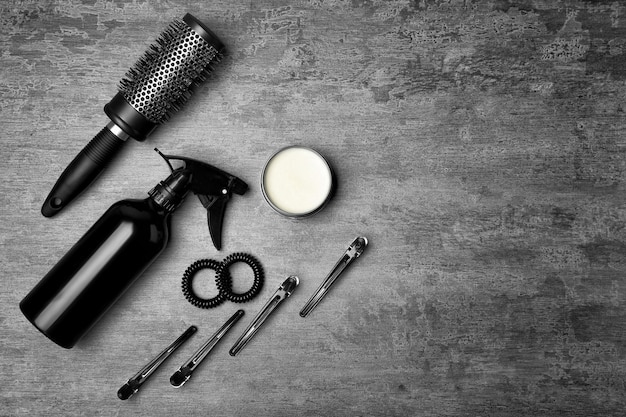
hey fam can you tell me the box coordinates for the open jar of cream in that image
[261,146,335,218]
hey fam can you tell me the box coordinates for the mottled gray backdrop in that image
[1,1,626,416]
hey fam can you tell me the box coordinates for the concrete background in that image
[1,0,626,416]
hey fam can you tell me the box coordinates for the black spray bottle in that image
[20,150,247,348]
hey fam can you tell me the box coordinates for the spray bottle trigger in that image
[153,148,248,250]
[198,193,230,251]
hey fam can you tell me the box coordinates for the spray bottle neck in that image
[148,170,191,213]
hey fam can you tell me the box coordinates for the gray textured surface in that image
[2,0,626,416]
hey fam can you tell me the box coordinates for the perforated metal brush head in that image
[119,14,223,124]
[40,13,227,218]
[105,13,225,140]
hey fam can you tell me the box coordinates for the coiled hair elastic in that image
[181,259,226,309]
[216,253,264,303]
[181,253,264,309]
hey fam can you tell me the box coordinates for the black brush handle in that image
[41,127,126,217]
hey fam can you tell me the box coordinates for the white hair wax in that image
[262,146,335,217]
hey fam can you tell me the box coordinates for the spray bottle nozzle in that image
[153,148,248,250]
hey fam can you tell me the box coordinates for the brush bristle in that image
[119,19,223,124]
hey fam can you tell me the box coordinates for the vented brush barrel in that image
[41,13,224,217]
[108,13,224,140]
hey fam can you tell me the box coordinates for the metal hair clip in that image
[229,276,299,356]
[300,237,368,318]
[170,310,244,388]
[117,325,197,400]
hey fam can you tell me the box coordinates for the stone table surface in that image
[2,1,626,416]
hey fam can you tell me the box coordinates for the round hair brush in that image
[41,13,225,217]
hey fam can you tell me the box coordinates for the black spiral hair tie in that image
[216,253,264,303]
[181,259,226,309]
[181,253,263,309]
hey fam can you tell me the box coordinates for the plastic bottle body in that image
[20,198,171,348]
